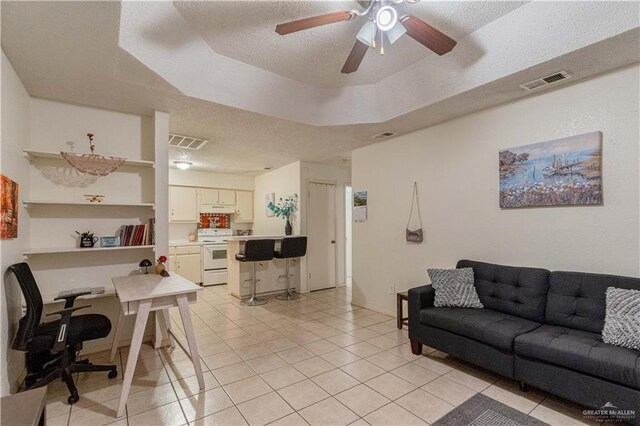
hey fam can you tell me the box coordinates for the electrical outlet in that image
[389,284,395,294]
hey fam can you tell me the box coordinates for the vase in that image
[285,219,292,236]
[155,262,166,275]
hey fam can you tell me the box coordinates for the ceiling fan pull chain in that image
[380,31,384,55]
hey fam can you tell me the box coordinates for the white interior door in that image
[345,186,352,287]
[308,182,336,291]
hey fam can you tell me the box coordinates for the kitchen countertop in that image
[226,235,305,242]
[169,240,203,246]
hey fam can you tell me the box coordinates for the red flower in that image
[158,255,167,263]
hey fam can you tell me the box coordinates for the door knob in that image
[331,240,335,244]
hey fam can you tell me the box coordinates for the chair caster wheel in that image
[68,394,79,405]
[108,369,118,379]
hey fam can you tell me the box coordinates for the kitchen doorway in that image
[345,186,352,288]
[307,181,337,291]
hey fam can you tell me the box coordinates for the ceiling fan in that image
[275,0,457,74]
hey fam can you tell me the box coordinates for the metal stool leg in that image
[276,258,300,300]
[241,262,267,306]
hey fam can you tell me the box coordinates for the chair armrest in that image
[46,305,90,353]
[54,291,92,308]
[408,285,434,336]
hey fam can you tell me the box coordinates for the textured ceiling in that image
[2,1,638,175]
[174,1,526,87]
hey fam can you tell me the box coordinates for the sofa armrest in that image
[408,285,434,336]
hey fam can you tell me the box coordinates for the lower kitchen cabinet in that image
[169,245,202,284]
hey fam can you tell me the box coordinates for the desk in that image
[0,387,47,426]
[108,273,204,418]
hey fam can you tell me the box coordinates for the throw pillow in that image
[602,287,640,351]
[427,268,484,309]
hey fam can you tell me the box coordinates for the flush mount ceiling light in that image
[275,0,457,74]
[61,133,126,176]
[173,160,192,170]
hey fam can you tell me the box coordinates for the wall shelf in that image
[23,245,155,256]
[23,200,155,208]
[23,149,155,168]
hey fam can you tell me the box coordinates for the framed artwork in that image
[499,131,602,208]
[1,174,19,239]
[354,191,367,223]
[265,193,275,217]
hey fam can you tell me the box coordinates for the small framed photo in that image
[265,193,275,217]
[100,236,120,247]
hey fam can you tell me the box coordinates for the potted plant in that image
[267,193,298,235]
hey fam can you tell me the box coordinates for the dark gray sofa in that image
[408,260,640,424]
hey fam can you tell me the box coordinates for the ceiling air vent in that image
[371,131,395,140]
[519,71,571,92]
[169,133,208,150]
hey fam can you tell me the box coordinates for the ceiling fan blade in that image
[341,40,368,74]
[357,1,371,8]
[275,11,356,35]
[400,15,456,55]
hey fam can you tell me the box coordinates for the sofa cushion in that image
[419,307,541,352]
[602,287,640,351]
[514,325,640,389]
[457,260,550,322]
[546,271,640,334]
[428,268,484,309]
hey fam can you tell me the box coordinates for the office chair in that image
[9,263,117,404]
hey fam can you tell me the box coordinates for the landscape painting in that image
[1,174,19,239]
[499,131,602,208]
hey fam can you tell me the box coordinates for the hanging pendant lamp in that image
[61,133,126,176]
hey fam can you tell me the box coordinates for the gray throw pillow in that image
[427,268,484,309]
[602,287,640,351]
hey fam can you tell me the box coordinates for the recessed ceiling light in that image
[173,161,192,170]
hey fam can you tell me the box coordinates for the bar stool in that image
[235,239,275,306]
[275,237,307,300]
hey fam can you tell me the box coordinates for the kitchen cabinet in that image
[171,245,202,284]
[198,188,236,206]
[235,191,254,222]
[170,186,198,222]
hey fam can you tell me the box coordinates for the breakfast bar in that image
[226,236,304,299]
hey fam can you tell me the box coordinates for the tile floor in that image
[44,286,596,426]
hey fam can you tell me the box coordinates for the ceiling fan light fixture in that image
[376,6,398,32]
[356,20,377,47]
[173,160,192,170]
[386,21,407,44]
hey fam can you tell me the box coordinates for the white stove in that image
[198,228,233,286]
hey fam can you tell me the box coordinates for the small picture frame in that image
[266,193,275,217]
[100,236,120,247]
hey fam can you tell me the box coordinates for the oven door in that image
[203,244,228,270]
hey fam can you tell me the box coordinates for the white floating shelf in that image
[23,245,155,256]
[23,200,155,208]
[23,149,155,168]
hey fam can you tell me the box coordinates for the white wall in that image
[1,51,31,395]
[169,169,254,190]
[253,161,301,236]
[352,65,640,316]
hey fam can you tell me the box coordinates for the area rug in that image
[432,394,549,426]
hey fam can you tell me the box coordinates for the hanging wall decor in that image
[499,131,602,208]
[406,182,423,243]
[1,174,19,239]
[61,133,126,176]
[354,191,367,223]
[265,193,275,217]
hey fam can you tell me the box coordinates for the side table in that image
[396,291,409,329]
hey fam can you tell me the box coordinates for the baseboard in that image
[79,333,161,357]
[350,296,396,317]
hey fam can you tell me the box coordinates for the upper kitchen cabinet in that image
[198,188,236,206]
[170,186,198,222]
[235,191,254,222]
